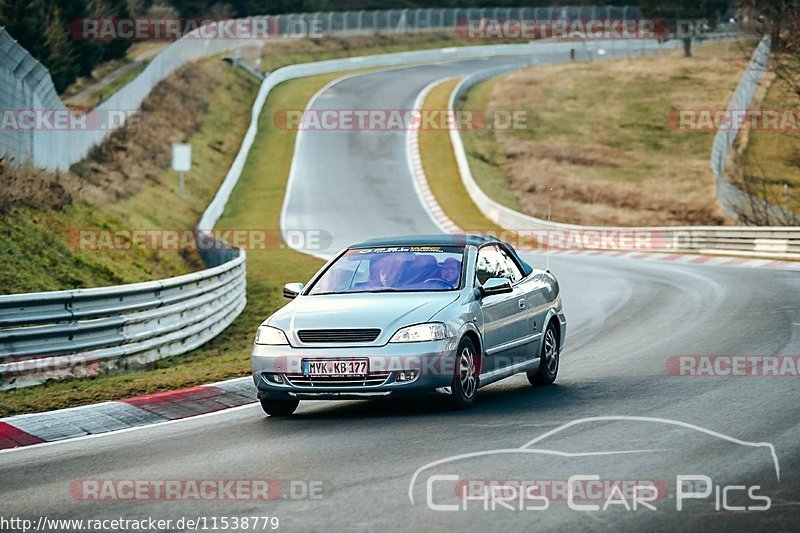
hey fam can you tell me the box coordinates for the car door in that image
[497,245,543,366]
[475,245,529,372]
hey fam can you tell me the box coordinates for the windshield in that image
[308,246,465,294]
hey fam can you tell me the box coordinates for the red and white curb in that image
[0,377,256,451]
[407,78,461,235]
[407,78,800,273]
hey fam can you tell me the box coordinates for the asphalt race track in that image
[2,52,800,531]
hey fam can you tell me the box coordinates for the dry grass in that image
[461,41,756,226]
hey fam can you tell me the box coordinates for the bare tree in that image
[738,1,800,95]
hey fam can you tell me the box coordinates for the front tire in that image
[528,322,559,386]
[448,337,480,409]
[260,398,299,416]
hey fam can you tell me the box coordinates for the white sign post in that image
[172,143,192,199]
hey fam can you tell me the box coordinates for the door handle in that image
[518,298,526,309]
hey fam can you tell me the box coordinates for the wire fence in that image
[710,36,799,224]
[0,29,66,166]
[272,6,641,36]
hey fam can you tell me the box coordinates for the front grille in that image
[297,328,381,343]
[285,373,391,388]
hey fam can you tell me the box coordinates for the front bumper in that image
[251,339,458,400]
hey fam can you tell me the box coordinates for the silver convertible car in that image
[251,234,566,416]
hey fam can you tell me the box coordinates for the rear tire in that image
[448,337,480,409]
[528,322,559,386]
[260,398,299,416]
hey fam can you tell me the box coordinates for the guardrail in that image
[272,6,642,37]
[447,52,800,260]
[0,240,245,390]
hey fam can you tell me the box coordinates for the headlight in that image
[255,325,289,345]
[389,322,447,343]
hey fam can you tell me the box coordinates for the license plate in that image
[302,359,368,377]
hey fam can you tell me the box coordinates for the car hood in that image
[267,292,460,344]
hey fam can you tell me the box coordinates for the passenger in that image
[440,257,461,286]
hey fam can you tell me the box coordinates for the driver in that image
[439,257,461,286]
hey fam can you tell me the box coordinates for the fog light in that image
[397,370,419,382]
[264,373,284,384]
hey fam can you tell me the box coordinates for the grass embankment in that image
[3,32,496,294]
[739,57,800,215]
[459,41,753,226]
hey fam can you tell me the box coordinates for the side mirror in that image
[283,282,305,299]
[479,277,513,297]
